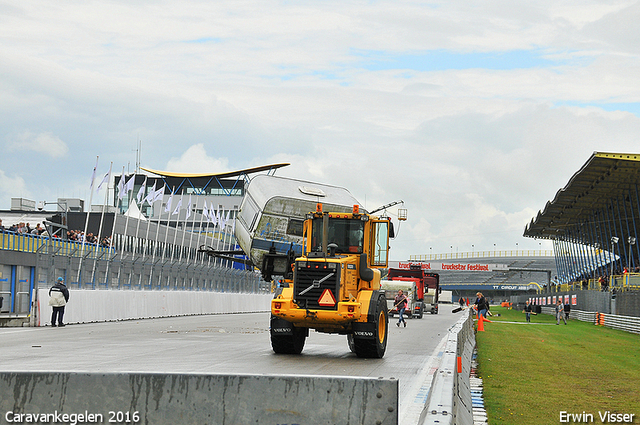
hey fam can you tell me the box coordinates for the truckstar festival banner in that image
[391,261,509,272]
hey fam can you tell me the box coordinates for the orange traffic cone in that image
[477,313,485,332]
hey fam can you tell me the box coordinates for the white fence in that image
[36,289,272,326]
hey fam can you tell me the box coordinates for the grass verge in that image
[475,307,640,424]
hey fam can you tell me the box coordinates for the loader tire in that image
[353,295,388,358]
[271,320,307,354]
[347,334,356,353]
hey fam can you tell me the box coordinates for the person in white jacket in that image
[49,277,70,327]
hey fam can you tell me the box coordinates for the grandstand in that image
[398,250,557,301]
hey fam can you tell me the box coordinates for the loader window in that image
[311,218,364,254]
[371,221,389,267]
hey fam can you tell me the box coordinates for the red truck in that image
[386,265,440,317]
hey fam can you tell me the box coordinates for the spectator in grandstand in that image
[7,222,18,232]
[475,292,489,318]
[0,219,4,232]
[600,275,609,292]
[31,223,44,235]
[48,277,69,327]
[564,301,571,322]
[555,300,566,325]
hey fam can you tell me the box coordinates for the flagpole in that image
[104,171,120,289]
[149,183,166,288]
[132,176,147,289]
[195,200,207,264]
[170,190,184,262]
[76,156,99,286]
[185,195,196,263]
[179,194,192,263]
[115,171,135,288]
[158,186,174,286]
[90,161,112,286]
[213,209,225,267]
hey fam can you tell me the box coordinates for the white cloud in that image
[0,169,28,200]
[8,131,68,158]
[165,144,230,174]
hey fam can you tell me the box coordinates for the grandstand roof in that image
[139,163,290,179]
[524,152,640,242]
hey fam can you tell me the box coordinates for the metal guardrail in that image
[540,307,640,334]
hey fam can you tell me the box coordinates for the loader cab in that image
[304,204,390,269]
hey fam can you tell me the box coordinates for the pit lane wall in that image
[421,310,475,425]
[35,289,272,326]
[0,372,398,425]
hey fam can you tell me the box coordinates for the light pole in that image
[611,236,619,285]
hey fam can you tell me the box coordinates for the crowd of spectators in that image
[0,219,111,247]
[66,230,111,247]
[0,219,46,236]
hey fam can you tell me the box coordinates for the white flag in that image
[172,198,182,216]
[144,182,157,205]
[117,169,125,198]
[125,174,135,192]
[136,177,147,204]
[152,184,165,203]
[202,201,209,222]
[89,157,98,189]
[95,169,111,196]
[185,195,192,220]
[119,174,135,200]
[164,192,173,213]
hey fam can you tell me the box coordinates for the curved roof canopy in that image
[524,152,640,241]
[140,163,290,179]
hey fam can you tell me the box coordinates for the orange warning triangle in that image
[318,289,336,306]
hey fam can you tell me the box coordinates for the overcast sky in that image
[2,1,640,260]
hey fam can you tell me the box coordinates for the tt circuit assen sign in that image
[390,261,509,272]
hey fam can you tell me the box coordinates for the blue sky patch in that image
[554,101,640,117]
[350,49,576,72]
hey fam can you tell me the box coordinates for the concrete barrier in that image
[0,371,398,425]
[420,310,475,425]
[36,289,272,326]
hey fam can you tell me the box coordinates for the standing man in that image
[555,300,566,325]
[394,290,408,328]
[563,300,571,323]
[523,300,534,322]
[49,277,69,327]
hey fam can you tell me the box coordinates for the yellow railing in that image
[409,249,554,261]
[0,232,113,257]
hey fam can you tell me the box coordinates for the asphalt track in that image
[0,307,461,422]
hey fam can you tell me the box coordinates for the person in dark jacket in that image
[48,277,70,327]
[523,300,534,322]
[475,292,489,318]
[563,301,571,322]
[394,290,408,327]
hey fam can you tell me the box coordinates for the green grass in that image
[475,307,640,424]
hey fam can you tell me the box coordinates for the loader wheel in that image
[347,334,356,353]
[271,319,307,354]
[353,296,388,358]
